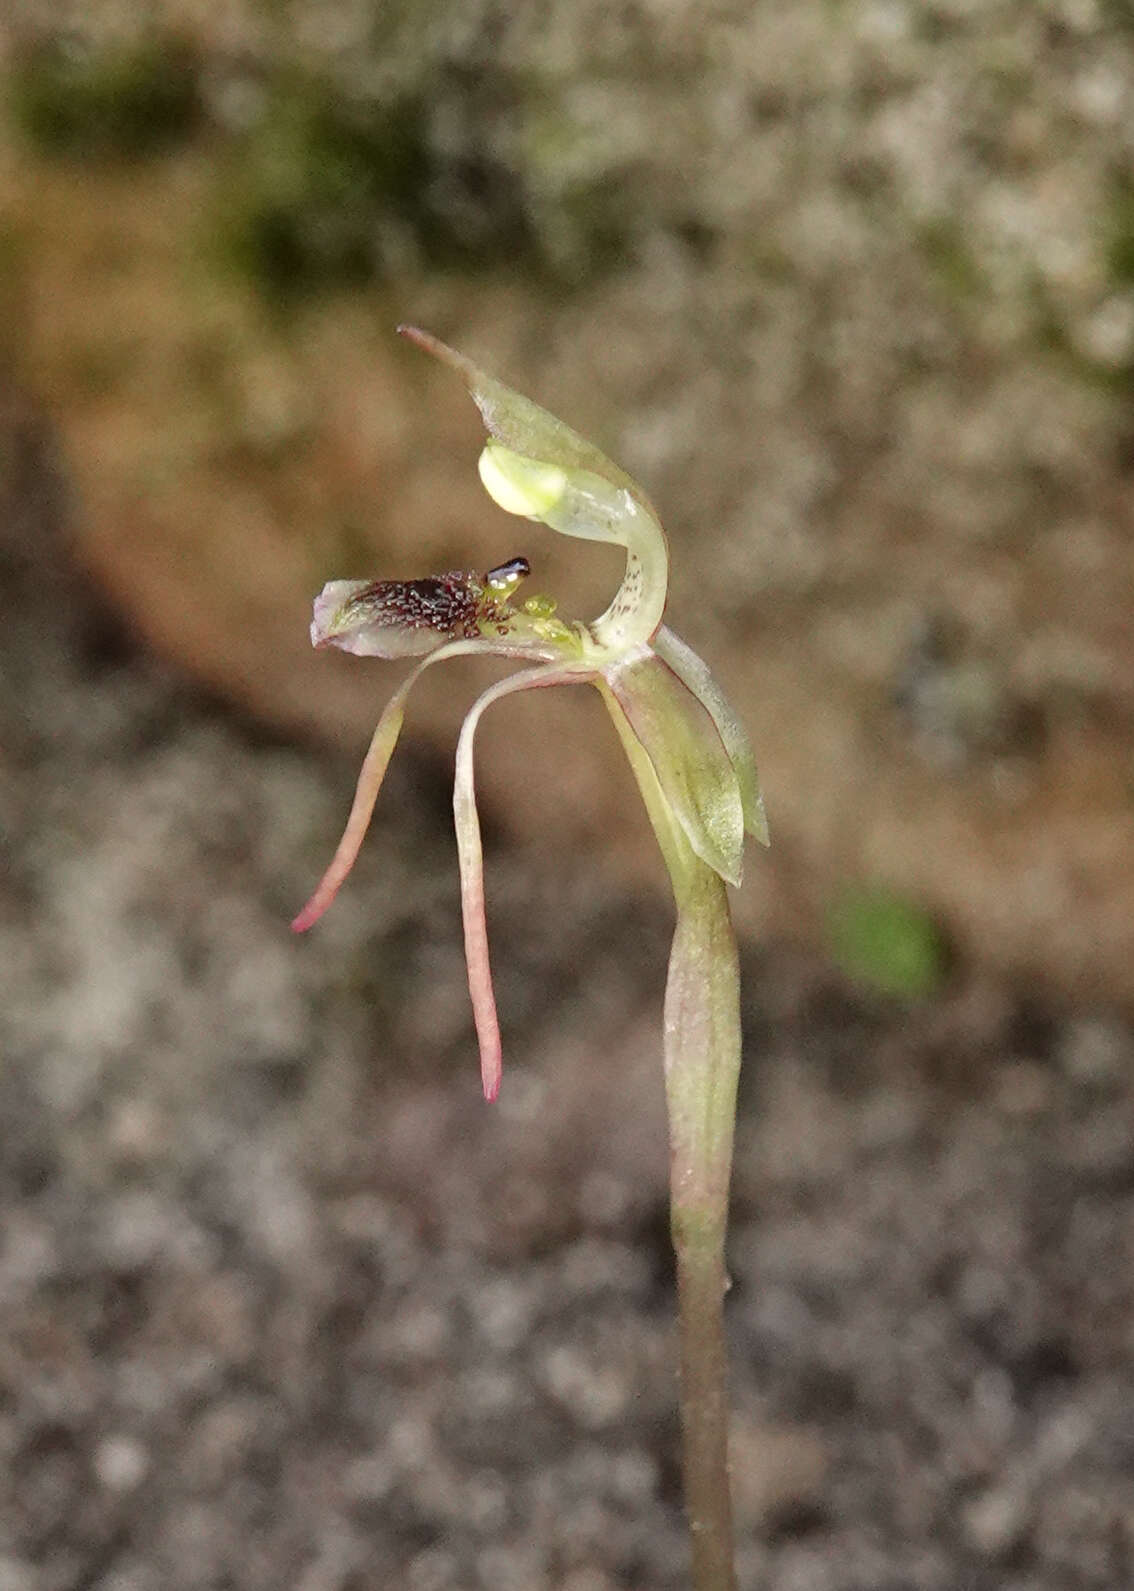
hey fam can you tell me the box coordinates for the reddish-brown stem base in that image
[674,1227,737,1591]
[664,865,741,1591]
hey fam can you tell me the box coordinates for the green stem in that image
[599,682,740,1589]
[665,863,740,1591]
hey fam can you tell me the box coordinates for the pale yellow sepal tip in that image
[478,443,567,519]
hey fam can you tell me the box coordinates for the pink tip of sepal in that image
[482,1052,502,1104]
[290,681,417,938]
[290,891,337,935]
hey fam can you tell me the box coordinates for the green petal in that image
[653,626,769,846]
[606,647,745,888]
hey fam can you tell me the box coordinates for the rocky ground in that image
[2,404,1134,1589]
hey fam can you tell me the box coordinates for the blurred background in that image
[1,3,1132,1588]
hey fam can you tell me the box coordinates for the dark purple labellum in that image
[341,558,531,642]
[343,574,480,636]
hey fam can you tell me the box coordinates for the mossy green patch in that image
[1100,0,1134,31]
[827,885,947,1000]
[211,72,537,303]
[8,33,201,160]
[917,219,984,303]
[1105,172,1134,289]
[1027,271,1134,397]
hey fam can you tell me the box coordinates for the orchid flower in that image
[294,326,767,1096]
[294,326,768,1591]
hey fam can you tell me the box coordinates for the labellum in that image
[310,557,531,658]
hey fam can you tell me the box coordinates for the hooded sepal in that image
[399,326,651,509]
[400,326,668,650]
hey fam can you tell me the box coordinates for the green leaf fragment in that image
[827,886,947,1000]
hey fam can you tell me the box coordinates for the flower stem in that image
[665,862,740,1591]
[599,682,742,1587]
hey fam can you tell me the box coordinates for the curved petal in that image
[605,647,745,888]
[453,663,595,1101]
[292,637,555,933]
[652,626,769,846]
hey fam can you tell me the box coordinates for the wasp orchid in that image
[293,325,767,1103]
[294,326,767,1591]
